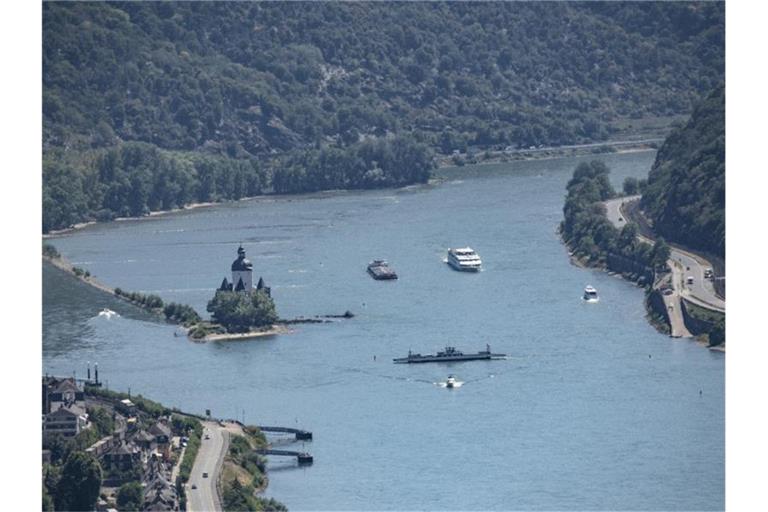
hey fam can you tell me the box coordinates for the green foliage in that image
[222,469,287,512]
[42,464,60,511]
[622,177,639,196]
[88,406,115,437]
[709,319,725,346]
[116,481,143,512]
[72,266,88,278]
[42,2,723,232]
[641,85,725,258]
[42,485,55,512]
[172,414,204,438]
[114,287,164,310]
[54,452,102,512]
[651,238,672,269]
[207,290,278,333]
[273,136,434,193]
[178,421,202,483]
[164,302,203,326]
[43,243,60,259]
[86,387,171,417]
[561,160,658,276]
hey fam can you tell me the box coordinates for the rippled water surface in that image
[43,151,724,510]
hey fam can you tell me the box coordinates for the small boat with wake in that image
[98,308,118,319]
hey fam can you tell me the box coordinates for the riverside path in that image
[603,196,697,338]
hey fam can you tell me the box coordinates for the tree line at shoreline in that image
[43,2,723,233]
[43,136,433,233]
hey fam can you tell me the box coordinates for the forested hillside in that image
[43,2,724,232]
[641,85,725,258]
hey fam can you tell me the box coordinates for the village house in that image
[43,377,85,413]
[44,403,89,438]
[148,421,172,459]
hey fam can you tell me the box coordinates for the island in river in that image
[43,242,356,342]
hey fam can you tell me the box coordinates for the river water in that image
[43,151,724,511]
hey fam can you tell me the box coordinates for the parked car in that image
[203,472,208,478]
[686,276,694,285]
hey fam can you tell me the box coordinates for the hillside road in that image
[603,196,724,313]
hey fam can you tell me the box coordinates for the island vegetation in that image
[43,2,724,232]
[206,289,278,333]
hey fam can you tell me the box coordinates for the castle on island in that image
[218,245,271,296]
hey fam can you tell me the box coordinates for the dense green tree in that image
[641,86,725,258]
[207,290,278,332]
[651,238,672,269]
[54,452,102,512]
[88,407,114,437]
[709,319,725,346]
[42,2,723,232]
[116,481,143,511]
[623,176,639,196]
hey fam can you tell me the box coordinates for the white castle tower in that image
[218,245,270,296]
[230,245,253,292]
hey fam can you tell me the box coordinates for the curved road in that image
[604,196,724,312]
[186,421,229,512]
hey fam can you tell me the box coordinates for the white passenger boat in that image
[583,285,599,302]
[447,247,482,272]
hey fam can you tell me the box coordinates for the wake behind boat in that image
[393,344,506,364]
[98,308,118,319]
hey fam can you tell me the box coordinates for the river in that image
[43,150,724,510]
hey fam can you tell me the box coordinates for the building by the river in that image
[218,245,271,296]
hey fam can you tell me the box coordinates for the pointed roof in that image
[47,405,83,418]
[134,430,155,443]
[231,245,253,271]
[148,422,171,438]
[52,378,80,394]
[220,278,230,291]
[235,277,246,292]
[257,277,265,289]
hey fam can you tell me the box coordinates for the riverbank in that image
[195,325,292,342]
[43,141,660,239]
[43,248,357,343]
[437,140,660,168]
[43,251,288,342]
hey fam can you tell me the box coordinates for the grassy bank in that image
[220,429,286,512]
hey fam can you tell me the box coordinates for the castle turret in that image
[231,246,253,292]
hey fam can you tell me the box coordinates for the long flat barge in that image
[393,344,506,364]
[367,260,398,280]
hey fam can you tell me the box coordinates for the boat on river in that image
[447,247,482,272]
[367,260,398,280]
[583,285,599,302]
[393,344,506,364]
